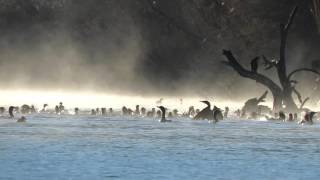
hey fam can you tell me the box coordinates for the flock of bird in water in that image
[0,98,317,125]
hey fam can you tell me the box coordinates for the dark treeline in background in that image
[0,0,319,103]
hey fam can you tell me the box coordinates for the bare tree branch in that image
[284,6,298,31]
[221,7,303,112]
[278,6,298,87]
[293,88,303,104]
[288,68,320,80]
[300,97,310,109]
[222,50,282,94]
[257,91,268,103]
[293,87,310,109]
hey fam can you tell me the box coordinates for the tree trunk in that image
[272,93,283,112]
[316,18,320,34]
[282,93,299,112]
[272,92,298,112]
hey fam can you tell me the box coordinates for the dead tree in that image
[147,2,320,112]
[222,7,320,112]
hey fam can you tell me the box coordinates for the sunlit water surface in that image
[1,115,320,180]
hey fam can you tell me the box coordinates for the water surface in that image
[1,115,320,180]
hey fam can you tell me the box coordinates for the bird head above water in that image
[157,106,172,123]
[157,106,167,113]
[200,101,211,107]
[213,106,221,110]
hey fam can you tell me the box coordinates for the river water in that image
[1,114,320,179]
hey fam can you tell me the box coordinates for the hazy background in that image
[0,0,319,105]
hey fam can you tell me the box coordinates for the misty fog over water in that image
[0,0,319,106]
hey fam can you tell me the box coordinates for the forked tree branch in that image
[300,97,310,109]
[284,6,298,31]
[293,88,303,104]
[293,87,310,109]
[288,68,320,80]
[222,50,282,94]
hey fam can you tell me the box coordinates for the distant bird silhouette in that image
[194,101,214,120]
[58,102,65,113]
[156,110,162,118]
[251,57,259,73]
[141,107,146,116]
[188,106,195,117]
[122,106,128,115]
[127,109,133,116]
[309,112,317,124]
[180,98,183,105]
[300,112,317,125]
[213,106,223,122]
[157,106,172,122]
[9,106,15,118]
[31,105,36,113]
[109,108,113,115]
[263,56,278,70]
[0,107,5,114]
[91,109,97,115]
[75,108,80,115]
[224,107,229,118]
[41,104,48,112]
[135,105,140,115]
[55,106,59,114]
[101,108,106,115]
[21,104,31,114]
[279,111,286,121]
[156,98,164,105]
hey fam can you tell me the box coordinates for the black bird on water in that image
[194,101,223,123]
[213,106,223,122]
[309,112,317,124]
[194,101,214,121]
[9,106,15,118]
[157,106,172,123]
[300,112,317,125]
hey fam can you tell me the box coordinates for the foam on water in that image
[1,115,320,180]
